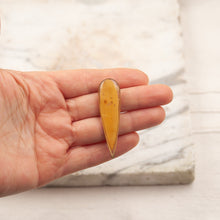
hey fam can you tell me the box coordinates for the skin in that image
[0,68,173,197]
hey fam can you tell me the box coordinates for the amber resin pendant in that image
[99,78,120,158]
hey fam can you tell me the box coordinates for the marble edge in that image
[46,149,195,187]
[46,168,195,187]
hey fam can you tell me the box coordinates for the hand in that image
[0,68,173,196]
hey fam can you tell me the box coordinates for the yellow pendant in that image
[99,78,120,158]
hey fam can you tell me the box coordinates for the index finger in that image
[47,68,149,99]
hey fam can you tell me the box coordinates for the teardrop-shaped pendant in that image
[99,78,120,158]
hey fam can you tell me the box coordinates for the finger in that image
[47,68,149,98]
[67,84,172,121]
[62,132,139,176]
[71,106,165,146]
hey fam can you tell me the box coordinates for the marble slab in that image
[0,0,194,185]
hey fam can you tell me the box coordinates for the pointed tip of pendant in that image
[109,149,116,158]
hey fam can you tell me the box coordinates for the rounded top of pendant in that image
[99,78,120,92]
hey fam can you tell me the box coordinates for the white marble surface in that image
[0,0,194,185]
[0,0,194,186]
[0,0,220,219]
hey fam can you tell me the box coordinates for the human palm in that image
[0,68,172,196]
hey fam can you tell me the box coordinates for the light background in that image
[0,0,220,219]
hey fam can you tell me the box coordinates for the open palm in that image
[0,68,172,196]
